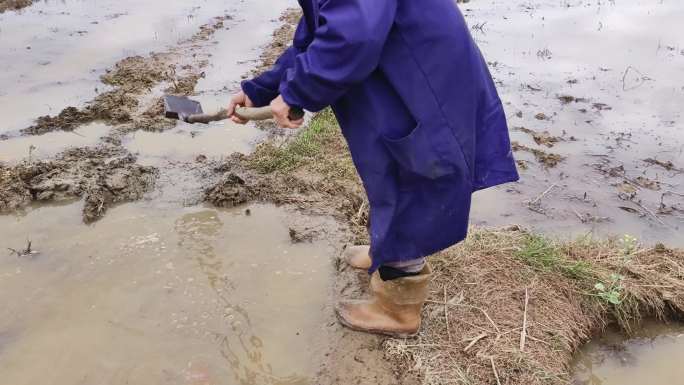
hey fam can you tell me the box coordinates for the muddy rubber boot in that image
[342,245,372,270]
[335,264,431,338]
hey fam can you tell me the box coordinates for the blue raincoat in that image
[242,0,519,272]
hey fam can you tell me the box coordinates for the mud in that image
[19,15,230,137]
[512,141,564,167]
[0,0,32,13]
[0,147,156,222]
[3,1,683,384]
[250,9,302,77]
[1,14,240,221]
[515,126,566,148]
[4,6,408,383]
[21,53,174,135]
[205,113,369,245]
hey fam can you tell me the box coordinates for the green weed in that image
[594,273,625,305]
[249,109,339,173]
[516,234,593,280]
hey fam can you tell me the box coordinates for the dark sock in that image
[378,265,421,281]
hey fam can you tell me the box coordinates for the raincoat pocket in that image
[382,122,461,180]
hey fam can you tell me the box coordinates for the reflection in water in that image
[572,321,684,385]
[468,0,684,246]
[175,210,310,385]
[0,203,327,385]
[124,124,264,167]
[0,123,109,164]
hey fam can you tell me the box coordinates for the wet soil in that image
[0,146,156,222]
[0,13,236,221]
[466,0,684,246]
[0,0,32,13]
[21,42,204,136]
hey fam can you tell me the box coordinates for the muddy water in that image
[125,124,264,166]
[467,0,684,246]
[0,203,331,385]
[0,122,109,163]
[0,0,291,134]
[572,321,684,385]
[0,1,337,383]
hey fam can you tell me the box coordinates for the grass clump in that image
[516,233,594,280]
[239,108,367,241]
[385,228,684,385]
[248,109,344,174]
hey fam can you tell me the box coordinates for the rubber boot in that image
[342,245,371,270]
[335,264,432,338]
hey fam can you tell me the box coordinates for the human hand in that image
[227,91,254,124]
[270,95,304,129]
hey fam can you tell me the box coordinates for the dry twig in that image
[520,288,529,352]
[463,333,488,352]
[529,183,558,206]
[490,357,502,385]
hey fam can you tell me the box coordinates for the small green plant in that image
[516,234,592,279]
[28,144,36,163]
[594,273,625,305]
[618,234,638,262]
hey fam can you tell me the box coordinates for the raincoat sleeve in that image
[279,0,397,112]
[241,18,311,107]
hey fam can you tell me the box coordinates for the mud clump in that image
[250,9,303,76]
[21,50,207,135]
[204,172,254,208]
[25,91,140,136]
[557,95,588,104]
[189,15,232,41]
[100,54,170,93]
[0,148,157,222]
[644,158,681,172]
[534,112,550,121]
[512,141,564,168]
[515,127,562,148]
[0,0,32,13]
[19,15,232,136]
[166,73,203,96]
[22,54,173,136]
[81,155,157,223]
[0,165,33,212]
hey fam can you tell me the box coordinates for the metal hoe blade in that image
[163,95,203,121]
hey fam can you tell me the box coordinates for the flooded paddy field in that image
[1,0,683,384]
[467,0,684,246]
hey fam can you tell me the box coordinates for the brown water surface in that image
[468,0,684,246]
[0,203,331,385]
[572,321,684,385]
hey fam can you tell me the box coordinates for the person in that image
[227,0,519,338]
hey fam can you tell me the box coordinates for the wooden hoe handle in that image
[186,106,304,124]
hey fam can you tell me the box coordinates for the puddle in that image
[572,321,684,385]
[467,0,684,246]
[0,122,109,164]
[0,202,331,385]
[0,0,291,134]
[124,123,266,166]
